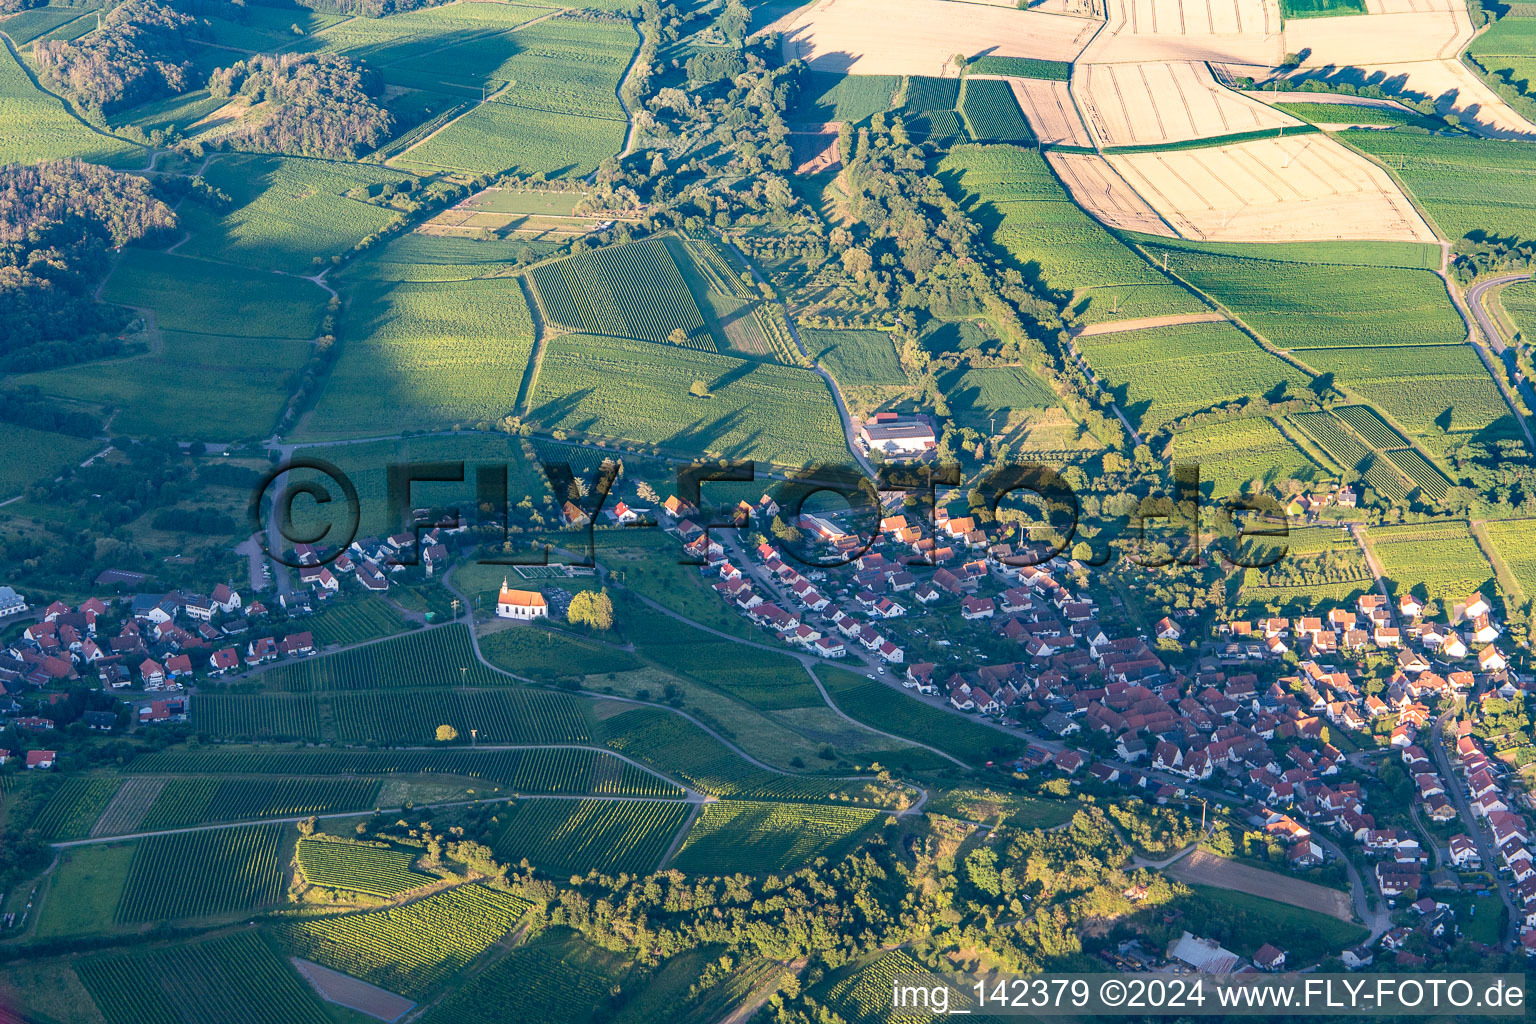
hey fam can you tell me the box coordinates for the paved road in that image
[1428,709,1518,949]
[1452,270,1536,449]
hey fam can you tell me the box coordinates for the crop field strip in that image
[279,882,533,998]
[326,687,594,745]
[958,78,1034,143]
[938,144,1208,326]
[78,931,330,1024]
[1166,417,1325,499]
[598,707,896,803]
[128,748,685,798]
[91,777,166,837]
[491,798,693,876]
[136,778,383,830]
[528,238,710,348]
[195,693,322,742]
[1366,520,1498,607]
[670,800,887,875]
[116,824,286,923]
[1349,130,1536,243]
[526,331,852,467]
[256,626,503,691]
[417,927,630,1024]
[1479,518,1536,606]
[297,837,435,896]
[1075,321,1312,435]
[1289,411,1373,470]
[29,778,122,841]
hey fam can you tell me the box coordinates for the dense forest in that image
[209,53,393,159]
[0,160,177,372]
[34,0,202,114]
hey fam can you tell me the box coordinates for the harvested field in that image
[1106,133,1437,241]
[1285,8,1472,63]
[1165,849,1354,921]
[790,131,840,174]
[999,76,1094,146]
[294,958,416,1023]
[1075,61,1300,147]
[1046,150,1173,235]
[771,0,1097,76]
[1085,0,1284,64]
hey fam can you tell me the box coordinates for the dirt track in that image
[1164,850,1355,922]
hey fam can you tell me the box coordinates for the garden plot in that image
[769,0,1097,76]
[1083,0,1284,65]
[1075,61,1301,147]
[1106,134,1436,241]
[1285,7,1472,64]
[998,76,1094,146]
[1046,150,1173,235]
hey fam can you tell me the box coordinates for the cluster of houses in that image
[1447,723,1536,955]
[1217,591,1508,677]
[292,526,459,595]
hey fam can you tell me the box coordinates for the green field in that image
[1300,344,1513,456]
[939,144,1206,325]
[395,15,635,118]
[0,6,91,45]
[964,56,1071,80]
[297,836,435,895]
[1499,279,1536,344]
[0,425,101,497]
[491,797,692,876]
[671,800,886,875]
[10,330,312,439]
[801,328,906,385]
[942,364,1065,438]
[1272,100,1443,129]
[1279,0,1365,15]
[1138,240,1464,349]
[1367,521,1497,608]
[1167,417,1326,498]
[0,43,141,166]
[599,706,890,802]
[480,625,642,682]
[178,154,409,274]
[1481,518,1536,605]
[528,238,710,347]
[526,332,851,467]
[116,824,287,923]
[635,616,823,709]
[36,844,135,939]
[958,78,1033,143]
[193,694,322,741]
[1349,131,1536,242]
[195,4,347,51]
[130,747,683,796]
[77,931,331,1024]
[790,71,899,123]
[818,667,1021,764]
[419,927,633,1024]
[1078,322,1312,434]
[29,778,121,841]
[255,626,503,691]
[825,949,931,1024]
[282,432,552,539]
[103,250,328,339]
[396,96,626,177]
[327,689,596,748]
[137,778,381,829]
[279,882,531,997]
[306,275,536,436]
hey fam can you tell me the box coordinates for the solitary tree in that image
[435,724,459,742]
[689,379,710,397]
